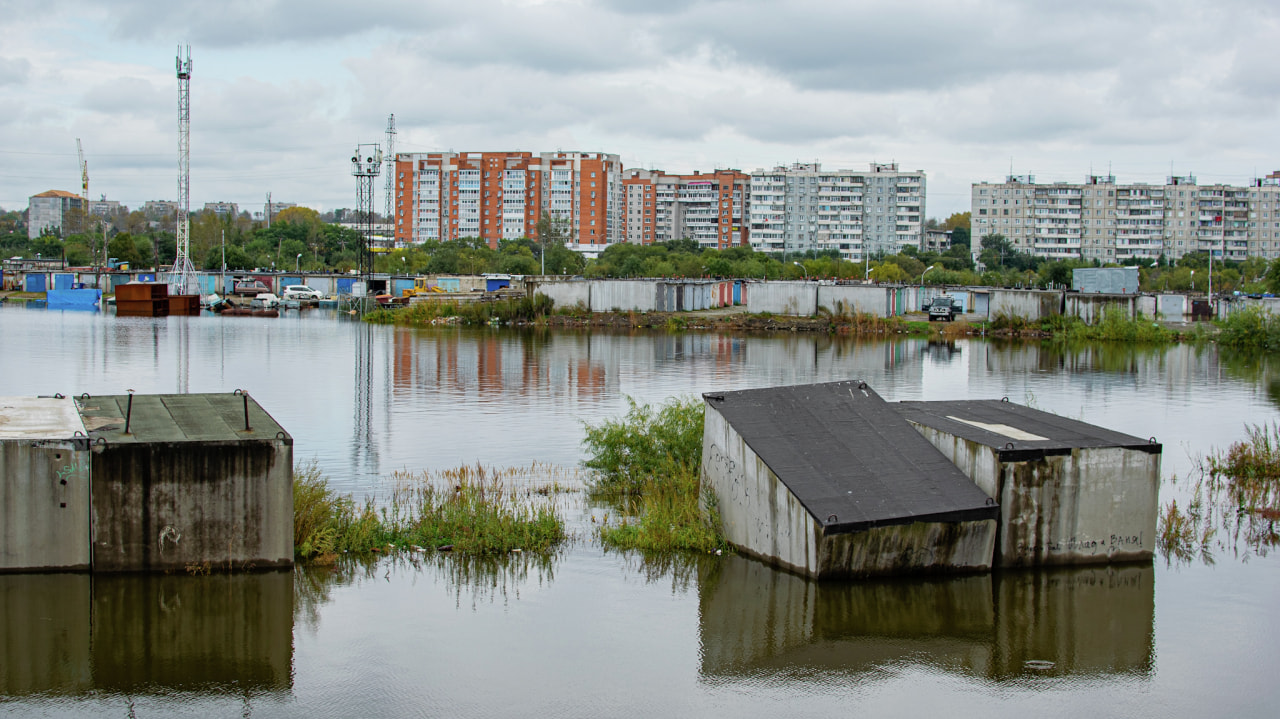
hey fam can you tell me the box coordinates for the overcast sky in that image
[1,0,1276,219]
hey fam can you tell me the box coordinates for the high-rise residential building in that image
[747,162,925,261]
[972,171,1280,263]
[27,190,84,239]
[620,168,749,248]
[143,200,179,220]
[393,151,623,254]
[203,201,239,218]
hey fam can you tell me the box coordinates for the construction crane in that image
[76,138,89,232]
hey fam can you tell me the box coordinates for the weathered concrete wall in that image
[0,398,91,572]
[746,281,818,316]
[529,280,591,310]
[1073,267,1139,294]
[818,285,891,317]
[1065,293,1138,324]
[590,279,658,312]
[816,518,996,578]
[90,438,292,572]
[988,289,1062,322]
[910,425,1159,566]
[703,406,818,576]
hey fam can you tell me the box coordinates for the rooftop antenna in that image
[383,113,396,241]
[169,45,198,296]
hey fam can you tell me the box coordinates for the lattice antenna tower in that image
[351,143,382,282]
[169,45,198,296]
[383,114,396,228]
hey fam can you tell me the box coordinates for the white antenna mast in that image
[169,45,198,296]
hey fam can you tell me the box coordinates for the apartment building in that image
[973,171,1280,263]
[27,190,84,238]
[393,151,623,253]
[620,168,749,248]
[202,201,239,218]
[747,162,925,261]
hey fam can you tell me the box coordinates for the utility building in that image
[701,381,998,579]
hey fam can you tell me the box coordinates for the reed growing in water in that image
[582,396,729,554]
[292,462,569,561]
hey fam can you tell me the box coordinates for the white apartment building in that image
[973,171,1280,263]
[748,162,925,261]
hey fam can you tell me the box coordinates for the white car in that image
[251,292,281,308]
[282,285,324,301]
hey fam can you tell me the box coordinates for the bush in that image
[1217,306,1280,352]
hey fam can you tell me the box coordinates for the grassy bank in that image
[293,462,568,561]
[1158,423,1280,564]
[363,293,555,327]
[582,397,729,554]
[1215,306,1280,352]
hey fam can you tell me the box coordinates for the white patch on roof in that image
[947,416,1048,442]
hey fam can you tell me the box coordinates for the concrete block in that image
[899,400,1160,567]
[80,393,293,573]
[0,397,91,572]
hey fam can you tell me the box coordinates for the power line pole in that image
[169,45,198,296]
[351,144,382,285]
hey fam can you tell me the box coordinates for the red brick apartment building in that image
[393,151,622,253]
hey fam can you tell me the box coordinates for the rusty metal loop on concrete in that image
[1149,436,1157,443]
[73,431,85,437]
[827,514,838,523]
[54,393,64,399]
[1005,442,1015,450]
[276,431,287,440]
[94,437,107,446]
[1001,396,1009,402]
[78,392,90,400]
[233,388,246,395]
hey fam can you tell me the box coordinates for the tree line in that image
[6,204,1279,294]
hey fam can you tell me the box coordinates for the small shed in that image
[79,392,293,573]
[896,400,1160,567]
[701,381,998,579]
[0,397,92,572]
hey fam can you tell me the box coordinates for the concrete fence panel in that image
[747,281,818,316]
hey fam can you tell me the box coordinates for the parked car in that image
[250,292,281,309]
[926,296,962,322]
[282,285,324,301]
[233,280,271,296]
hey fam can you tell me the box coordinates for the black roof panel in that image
[703,381,997,534]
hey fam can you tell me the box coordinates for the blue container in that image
[25,274,46,293]
[336,278,357,295]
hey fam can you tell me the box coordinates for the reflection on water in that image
[0,571,293,697]
[698,555,1152,681]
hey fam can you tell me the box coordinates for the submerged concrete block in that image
[80,393,293,572]
[898,400,1160,567]
[702,381,998,579]
[0,397,91,572]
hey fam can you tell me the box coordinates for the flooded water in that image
[2,306,1279,717]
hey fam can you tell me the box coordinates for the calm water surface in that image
[2,306,1278,717]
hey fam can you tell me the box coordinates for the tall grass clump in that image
[1216,306,1280,352]
[387,465,565,553]
[363,293,554,327]
[1065,308,1174,343]
[582,396,728,553]
[293,461,387,559]
[292,463,568,561]
[1158,423,1280,565]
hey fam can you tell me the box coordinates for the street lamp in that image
[296,253,302,273]
[921,265,936,285]
[1190,269,1195,291]
[793,261,808,280]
